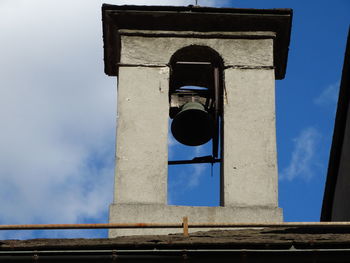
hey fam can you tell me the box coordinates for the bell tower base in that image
[109,204,282,237]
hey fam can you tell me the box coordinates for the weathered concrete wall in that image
[120,31,274,67]
[115,66,169,204]
[223,68,278,207]
[109,204,282,236]
[110,30,281,237]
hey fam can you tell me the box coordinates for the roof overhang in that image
[2,227,350,262]
[102,4,293,80]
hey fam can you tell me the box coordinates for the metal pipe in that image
[0,223,181,230]
[168,157,221,165]
[175,61,211,65]
[189,222,350,227]
[1,222,350,231]
[213,66,220,158]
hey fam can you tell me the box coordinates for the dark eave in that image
[102,4,292,80]
[2,228,350,262]
[321,28,350,221]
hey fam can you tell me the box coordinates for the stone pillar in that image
[223,68,278,207]
[114,66,169,205]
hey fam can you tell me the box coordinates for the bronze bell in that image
[171,102,214,146]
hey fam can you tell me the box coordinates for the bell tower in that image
[102,4,292,237]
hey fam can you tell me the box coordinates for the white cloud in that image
[0,0,224,239]
[168,126,209,203]
[187,145,207,187]
[0,0,116,239]
[280,127,322,181]
[168,121,177,160]
[168,143,208,193]
[199,0,231,7]
[314,81,340,106]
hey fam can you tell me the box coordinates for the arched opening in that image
[168,45,224,206]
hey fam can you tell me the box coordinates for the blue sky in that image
[0,0,349,239]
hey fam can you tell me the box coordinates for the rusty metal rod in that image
[0,223,181,230]
[1,222,350,231]
[183,217,189,237]
[187,222,350,227]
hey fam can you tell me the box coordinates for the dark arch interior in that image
[167,45,224,206]
[169,45,224,94]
